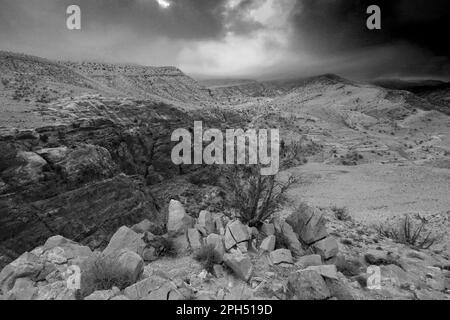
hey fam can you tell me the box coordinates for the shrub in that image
[144,236,177,258]
[79,256,136,299]
[220,165,296,227]
[331,206,351,221]
[377,215,437,249]
[194,244,222,274]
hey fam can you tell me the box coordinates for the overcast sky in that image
[0,0,449,80]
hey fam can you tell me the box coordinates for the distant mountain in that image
[374,79,450,115]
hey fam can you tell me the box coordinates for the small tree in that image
[220,165,296,227]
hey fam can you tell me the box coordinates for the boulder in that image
[8,278,37,300]
[131,219,161,235]
[274,220,305,257]
[295,254,322,269]
[114,249,144,283]
[0,252,43,294]
[84,288,119,300]
[198,210,215,234]
[36,147,69,164]
[305,265,338,280]
[260,235,276,252]
[287,270,331,300]
[124,276,169,300]
[270,249,293,265]
[224,220,250,250]
[223,252,253,281]
[187,228,203,250]
[260,223,275,236]
[53,144,117,185]
[103,226,146,257]
[2,151,47,187]
[167,200,193,236]
[313,237,339,260]
[286,205,328,245]
[43,235,92,263]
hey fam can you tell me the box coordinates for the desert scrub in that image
[79,256,136,299]
[194,244,222,274]
[220,165,296,227]
[377,215,438,249]
[331,206,351,221]
[144,235,177,258]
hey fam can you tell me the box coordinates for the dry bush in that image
[377,215,437,249]
[331,206,351,221]
[194,244,222,274]
[220,165,296,227]
[79,256,136,299]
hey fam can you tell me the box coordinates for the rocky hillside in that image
[0,51,449,300]
[61,61,217,108]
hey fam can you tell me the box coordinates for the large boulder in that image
[223,252,253,281]
[124,276,171,300]
[1,151,47,187]
[260,235,276,252]
[53,144,118,186]
[0,252,43,294]
[114,250,144,283]
[224,220,250,250]
[167,200,193,236]
[313,237,339,261]
[287,270,331,300]
[270,249,293,265]
[286,205,328,245]
[198,210,215,234]
[274,220,305,257]
[103,226,146,257]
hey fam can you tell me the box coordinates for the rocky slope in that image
[0,51,449,300]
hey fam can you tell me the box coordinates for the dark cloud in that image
[0,0,448,80]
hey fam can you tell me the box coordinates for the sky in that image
[0,0,449,80]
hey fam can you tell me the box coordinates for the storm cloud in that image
[0,0,449,80]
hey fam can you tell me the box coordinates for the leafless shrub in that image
[220,165,296,227]
[79,256,136,299]
[194,244,222,274]
[377,215,437,249]
[331,206,351,221]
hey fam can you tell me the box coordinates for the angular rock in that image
[187,228,203,250]
[103,226,146,257]
[295,254,322,269]
[223,252,253,281]
[84,288,119,300]
[260,223,275,236]
[224,220,250,250]
[260,235,276,252]
[270,249,293,265]
[2,151,47,187]
[53,144,117,185]
[167,200,193,236]
[0,252,43,294]
[287,270,331,300]
[9,278,37,300]
[313,237,339,260]
[124,276,168,300]
[305,265,338,280]
[274,220,305,257]
[131,219,160,235]
[198,210,215,234]
[286,205,328,245]
[43,235,92,263]
[114,249,144,283]
[36,147,69,164]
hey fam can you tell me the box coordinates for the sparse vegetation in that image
[331,206,351,221]
[274,231,291,250]
[194,244,222,274]
[377,215,437,249]
[79,256,136,299]
[221,165,296,227]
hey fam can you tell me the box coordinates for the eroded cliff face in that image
[0,95,216,267]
